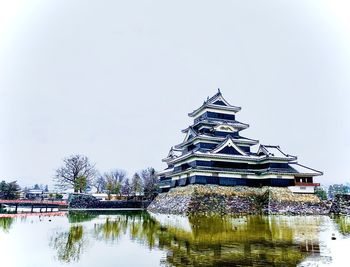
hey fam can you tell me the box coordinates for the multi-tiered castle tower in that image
[158,90,322,193]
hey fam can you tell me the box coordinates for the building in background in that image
[26,189,46,200]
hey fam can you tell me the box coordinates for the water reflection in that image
[333,216,350,236]
[93,212,159,247]
[49,211,324,266]
[94,217,125,241]
[153,214,321,267]
[51,225,86,263]
[0,217,14,232]
[68,211,98,223]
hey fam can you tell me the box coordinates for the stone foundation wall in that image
[330,194,350,215]
[147,185,331,215]
[69,194,149,209]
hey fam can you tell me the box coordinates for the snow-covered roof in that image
[27,189,44,194]
[165,147,303,166]
[257,145,296,160]
[210,136,248,156]
[157,167,175,176]
[162,147,182,162]
[190,119,249,131]
[289,163,323,176]
[174,134,258,149]
[188,89,241,117]
[182,126,198,142]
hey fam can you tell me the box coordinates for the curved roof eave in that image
[167,151,296,165]
[188,104,241,117]
[290,163,323,176]
[174,135,259,149]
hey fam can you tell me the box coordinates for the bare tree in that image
[54,155,96,193]
[109,169,126,185]
[121,178,131,197]
[131,173,143,196]
[140,167,158,199]
[93,174,107,193]
[104,169,127,198]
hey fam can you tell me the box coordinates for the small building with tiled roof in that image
[158,89,322,194]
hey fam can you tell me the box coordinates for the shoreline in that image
[2,186,348,216]
[0,211,67,218]
[1,210,349,218]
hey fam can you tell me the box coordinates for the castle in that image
[158,90,322,193]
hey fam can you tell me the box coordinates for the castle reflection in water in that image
[1,212,349,266]
[56,212,322,266]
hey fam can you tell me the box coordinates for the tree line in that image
[54,154,158,199]
[0,181,21,200]
[314,184,350,200]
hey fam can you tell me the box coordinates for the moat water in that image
[0,211,349,267]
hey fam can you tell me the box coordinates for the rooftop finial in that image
[218,88,221,93]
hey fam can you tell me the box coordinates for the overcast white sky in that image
[0,0,350,188]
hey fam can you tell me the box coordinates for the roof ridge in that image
[206,89,221,103]
[262,144,280,148]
